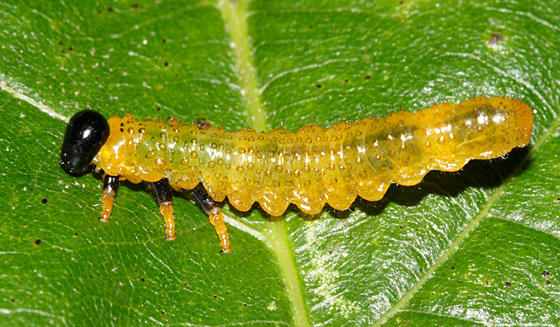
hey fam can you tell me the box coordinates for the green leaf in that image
[1,0,559,326]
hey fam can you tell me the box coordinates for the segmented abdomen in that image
[94,97,532,216]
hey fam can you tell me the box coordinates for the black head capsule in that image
[60,110,109,176]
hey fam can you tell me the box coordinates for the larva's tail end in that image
[513,99,533,147]
[484,97,533,148]
[492,97,533,147]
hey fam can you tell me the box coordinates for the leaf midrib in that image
[217,1,311,327]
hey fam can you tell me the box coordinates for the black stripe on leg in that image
[103,175,120,194]
[192,183,218,214]
[150,178,173,206]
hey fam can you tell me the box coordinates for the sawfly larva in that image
[60,96,533,252]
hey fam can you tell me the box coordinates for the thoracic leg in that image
[150,178,176,240]
[192,184,232,253]
[100,175,119,223]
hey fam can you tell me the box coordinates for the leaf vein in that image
[375,101,560,326]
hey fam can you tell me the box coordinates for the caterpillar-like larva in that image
[60,96,532,252]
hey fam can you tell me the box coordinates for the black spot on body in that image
[41,198,47,204]
[35,239,41,245]
[196,118,211,130]
[316,84,322,88]
[488,32,503,45]
[542,270,550,277]
[107,7,114,12]
[505,281,511,287]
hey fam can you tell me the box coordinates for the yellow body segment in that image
[92,97,533,216]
